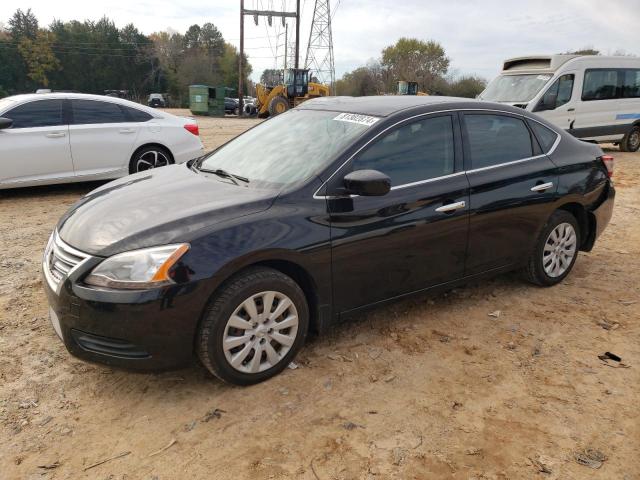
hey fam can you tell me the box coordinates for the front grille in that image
[71,329,150,359]
[43,232,89,292]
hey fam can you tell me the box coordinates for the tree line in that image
[0,9,252,105]
[333,37,487,98]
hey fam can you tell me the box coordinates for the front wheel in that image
[523,210,580,286]
[196,267,309,385]
[620,126,640,152]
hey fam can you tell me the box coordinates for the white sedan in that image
[0,93,205,189]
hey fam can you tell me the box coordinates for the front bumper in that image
[42,238,208,371]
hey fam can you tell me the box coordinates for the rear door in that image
[329,113,470,313]
[69,99,141,178]
[0,99,73,186]
[461,112,559,274]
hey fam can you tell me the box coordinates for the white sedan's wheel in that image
[223,291,299,374]
[135,149,170,172]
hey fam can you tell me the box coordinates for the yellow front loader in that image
[255,69,330,118]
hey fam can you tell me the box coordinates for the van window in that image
[464,114,533,169]
[535,74,574,111]
[582,68,640,101]
[622,70,640,98]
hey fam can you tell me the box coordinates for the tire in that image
[620,125,640,152]
[523,210,581,286]
[268,96,290,116]
[129,146,172,174]
[196,267,309,385]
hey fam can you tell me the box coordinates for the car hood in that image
[57,164,277,256]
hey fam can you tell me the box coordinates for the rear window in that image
[122,106,152,122]
[529,121,559,153]
[72,99,126,124]
[464,114,533,169]
[5,99,64,128]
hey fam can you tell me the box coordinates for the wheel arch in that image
[198,254,325,339]
[129,143,175,174]
[555,202,593,251]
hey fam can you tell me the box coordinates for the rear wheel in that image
[130,146,172,174]
[196,267,309,385]
[268,96,290,116]
[523,210,580,286]
[620,126,640,152]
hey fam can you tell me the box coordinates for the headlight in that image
[85,244,190,289]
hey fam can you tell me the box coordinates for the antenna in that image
[304,0,335,92]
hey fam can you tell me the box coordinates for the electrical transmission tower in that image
[304,0,335,91]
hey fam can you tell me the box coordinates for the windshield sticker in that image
[537,74,552,81]
[333,112,380,126]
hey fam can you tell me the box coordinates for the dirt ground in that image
[1,110,639,480]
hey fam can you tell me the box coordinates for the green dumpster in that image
[189,85,235,116]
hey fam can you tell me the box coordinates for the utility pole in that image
[284,22,288,70]
[239,1,300,116]
[295,0,300,69]
[239,0,244,117]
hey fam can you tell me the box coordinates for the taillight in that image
[600,155,614,178]
[184,124,199,136]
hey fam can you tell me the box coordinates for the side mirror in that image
[535,92,558,112]
[0,117,13,130]
[343,169,391,196]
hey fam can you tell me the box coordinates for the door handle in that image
[567,108,575,112]
[531,182,554,192]
[119,128,136,134]
[46,132,66,138]
[436,201,466,213]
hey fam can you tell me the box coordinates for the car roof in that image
[3,92,162,116]
[297,95,526,118]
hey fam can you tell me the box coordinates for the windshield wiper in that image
[197,167,249,185]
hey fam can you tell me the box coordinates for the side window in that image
[621,69,640,98]
[464,114,533,169]
[5,100,64,129]
[537,74,574,111]
[122,106,152,122]
[582,69,619,101]
[529,121,559,153]
[351,115,455,187]
[72,100,126,124]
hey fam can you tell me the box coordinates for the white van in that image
[480,55,640,151]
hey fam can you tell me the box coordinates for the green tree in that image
[17,30,59,87]
[381,38,449,92]
[260,68,282,86]
[8,8,38,40]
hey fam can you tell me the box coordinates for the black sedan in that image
[43,96,615,385]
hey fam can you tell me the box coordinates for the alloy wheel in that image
[135,150,170,172]
[543,222,577,278]
[222,291,299,373]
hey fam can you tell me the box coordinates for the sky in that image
[1,0,638,83]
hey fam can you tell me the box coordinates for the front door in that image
[328,114,470,314]
[0,99,73,186]
[533,72,577,132]
[461,112,559,274]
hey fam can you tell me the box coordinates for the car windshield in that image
[199,109,375,188]
[480,74,553,102]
